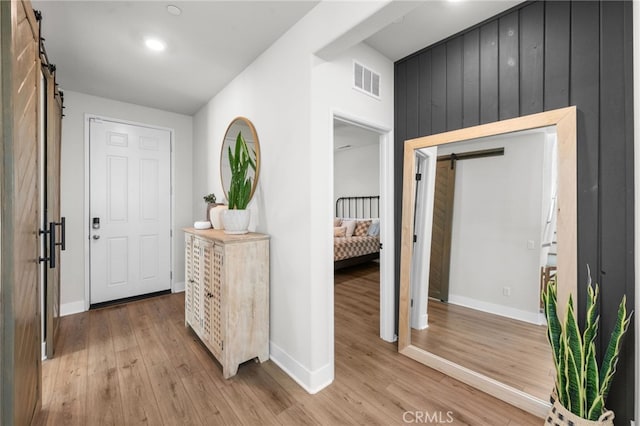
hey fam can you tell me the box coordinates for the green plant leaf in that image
[598,295,632,403]
[543,277,566,404]
[227,131,254,210]
[235,132,243,164]
[582,271,600,353]
[587,394,605,421]
[563,295,584,417]
[582,273,600,414]
[584,341,600,420]
[558,333,569,405]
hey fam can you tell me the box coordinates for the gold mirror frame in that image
[398,107,577,417]
[220,116,261,203]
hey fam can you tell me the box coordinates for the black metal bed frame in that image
[335,195,380,219]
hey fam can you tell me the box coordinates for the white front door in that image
[89,118,171,304]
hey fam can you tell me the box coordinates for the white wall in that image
[192,2,394,392]
[60,90,193,312]
[334,143,379,203]
[437,132,546,323]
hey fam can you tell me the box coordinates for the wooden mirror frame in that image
[220,116,261,203]
[398,107,577,417]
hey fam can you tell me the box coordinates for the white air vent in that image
[354,61,380,99]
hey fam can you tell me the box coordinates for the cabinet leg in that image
[223,364,239,379]
[257,349,269,363]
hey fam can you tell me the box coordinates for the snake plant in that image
[227,131,256,210]
[542,270,632,420]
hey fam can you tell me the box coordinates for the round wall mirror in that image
[220,117,261,205]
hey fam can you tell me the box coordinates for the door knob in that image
[92,235,100,240]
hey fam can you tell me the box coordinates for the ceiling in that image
[334,120,380,151]
[364,0,522,61]
[33,1,319,115]
[33,0,521,116]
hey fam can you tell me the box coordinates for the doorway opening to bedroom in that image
[333,118,385,347]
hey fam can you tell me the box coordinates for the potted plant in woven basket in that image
[221,131,256,234]
[542,269,632,426]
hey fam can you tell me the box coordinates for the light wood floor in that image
[34,263,539,425]
[411,299,555,401]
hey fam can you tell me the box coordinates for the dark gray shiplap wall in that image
[394,1,634,422]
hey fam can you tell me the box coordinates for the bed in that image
[334,196,380,270]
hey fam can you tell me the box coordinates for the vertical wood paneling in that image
[394,61,406,318]
[544,1,570,110]
[431,45,447,134]
[519,2,544,115]
[620,3,636,423]
[570,1,600,317]
[445,37,463,131]
[394,1,635,421]
[498,11,519,120]
[418,51,432,135]
[598,1,634,419]
[405,56,420,140]
[462,29,480,128]
[479,21,499,124]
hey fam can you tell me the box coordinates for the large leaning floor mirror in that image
[398,107,577,417]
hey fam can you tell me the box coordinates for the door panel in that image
[89,119,171,304]
[428,159,456,301]
[2,1,42,424]
[44,67,63,359]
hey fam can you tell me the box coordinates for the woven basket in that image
[545,394,614,426]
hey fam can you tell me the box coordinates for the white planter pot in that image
[222,209,250,234]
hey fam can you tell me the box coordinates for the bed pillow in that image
[354,220,372,237]
[334,217,342,227]
[334,226,347,237]
[367,221,380,236]
[341,220,356,237]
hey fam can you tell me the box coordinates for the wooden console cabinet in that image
[183,228,269,378]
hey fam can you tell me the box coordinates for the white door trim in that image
[331,109,395,342]
[411,147,438,330]
[83,114,175,310]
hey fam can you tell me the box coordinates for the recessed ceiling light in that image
[145,38,166,52]
[167,5,181,16]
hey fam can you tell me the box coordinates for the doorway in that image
[332,113,394,342]
[88,118,172,305]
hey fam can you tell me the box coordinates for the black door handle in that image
[55,217,65,251]
[38,221,56,269]
[48,221,56,268]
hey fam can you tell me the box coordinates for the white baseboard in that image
[448,294,544,325]
[173,281,185,293]
[60,300,86,317]
[42,341,47,361]
[269,341,334,394]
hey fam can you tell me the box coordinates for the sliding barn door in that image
[43,66,63,359]
[428,159,455,302]
[0,0,43,424]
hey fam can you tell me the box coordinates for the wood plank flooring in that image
[34,263,539,425]
[411,300,555,401]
